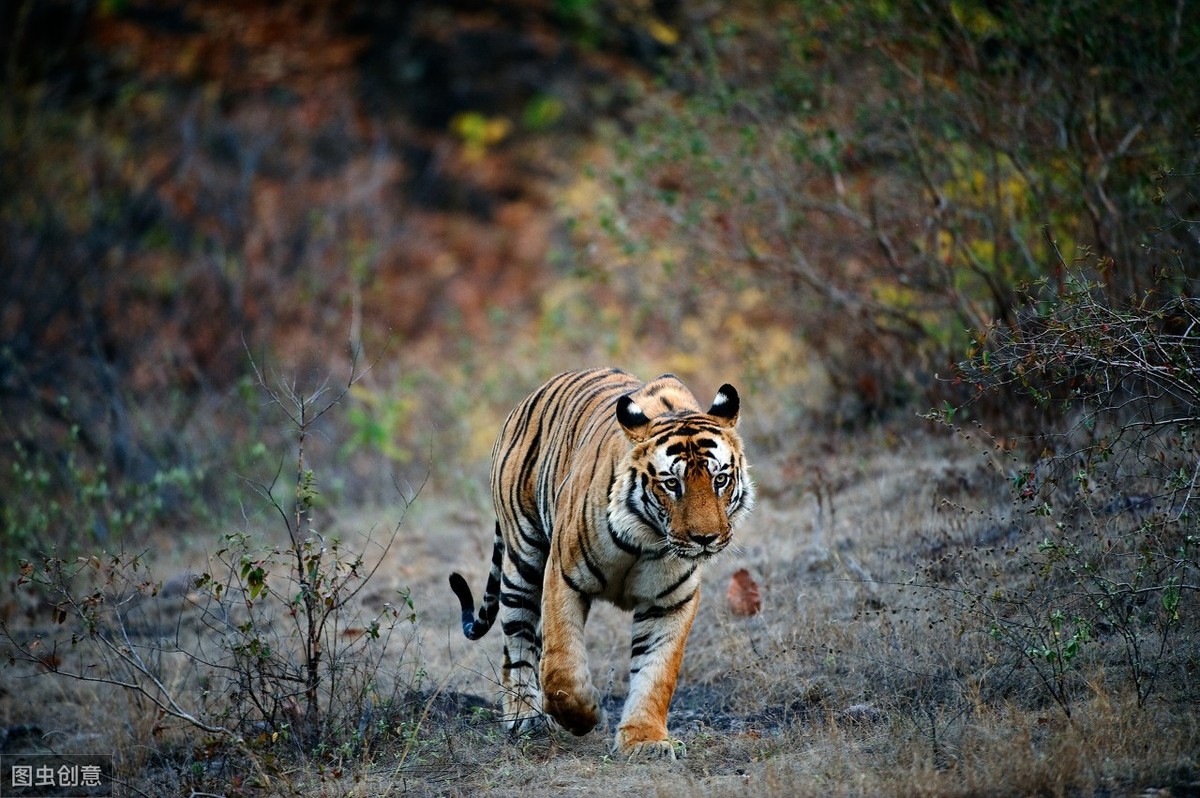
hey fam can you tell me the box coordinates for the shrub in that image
[1,411,208,572]
[569,1,1200,419]
[933,259,1199,714]
[1,359,425,788]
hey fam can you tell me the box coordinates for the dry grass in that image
[2,422,1197,796]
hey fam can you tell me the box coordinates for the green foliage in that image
[554,0,605,45]
[2,411,207,571]
[343,379,420,465]
[962,269,1200,420]
[523,93,566,132]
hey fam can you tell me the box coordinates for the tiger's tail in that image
[448,521,503,641]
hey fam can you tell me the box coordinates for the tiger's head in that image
[611,378,754,560]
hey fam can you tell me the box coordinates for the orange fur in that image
[449,368,754,759]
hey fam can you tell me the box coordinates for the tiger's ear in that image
[616,394,652,442]
[707,383,740,427]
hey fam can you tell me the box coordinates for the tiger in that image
[449,367,754,759]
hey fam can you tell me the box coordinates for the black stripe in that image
[514,522,550,556]
[577,537,608,589]
[630,630,665,659]
[577,490,610,584]
[656,425,700,444]
[562,569,588,595]
[608,524,642,555]
[655,566,697,600]
[511,549,545,588]
[482,570,501,598]
[514,432,542,523]
[501,617,539,634]
[601,456,641,554]
[500,591,539,611]
[500,573,539,599]
[633,589,697,624]
[504,372,602,532]
[502,620,540,645]
[624,475,659,532]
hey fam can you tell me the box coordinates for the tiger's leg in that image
[539,562,602,736]
[614,588,701,760]
[498,520,548,734]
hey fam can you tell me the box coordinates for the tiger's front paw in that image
[542,682,601,736]
[614,724,684,761]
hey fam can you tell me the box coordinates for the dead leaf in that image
[726,568,762,617]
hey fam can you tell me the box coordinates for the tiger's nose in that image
[691,533,718,546]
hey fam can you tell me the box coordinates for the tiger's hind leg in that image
[498,519,549,736]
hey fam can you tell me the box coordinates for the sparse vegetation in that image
[2,358,426,792]
[575,0,1199,419]
[939,263,1200,715]
[3,0,1199,795]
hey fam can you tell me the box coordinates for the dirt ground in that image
[2,422,1198,797]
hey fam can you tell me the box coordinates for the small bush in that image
[1,359,426,789]
[932,261,1200,715]
[1,411,208,571]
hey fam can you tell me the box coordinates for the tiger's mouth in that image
[670,537,729,560]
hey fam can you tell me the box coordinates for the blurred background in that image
[2,0,1197,563]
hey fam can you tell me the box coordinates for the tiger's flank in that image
[449,367,755,760]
